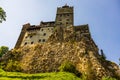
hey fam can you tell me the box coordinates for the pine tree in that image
[100,49,106,60]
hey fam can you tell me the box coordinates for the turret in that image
[55,4,74,27]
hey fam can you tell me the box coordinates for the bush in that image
[81,74,87,80]
[102,76,117,80]
[4,59,21,72]
[59,61,81,77]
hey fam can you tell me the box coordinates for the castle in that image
[4,4,120,80]
[15,4,92,49]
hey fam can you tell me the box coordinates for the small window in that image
[38,39,41,42]
[67,14,69,16]
[30,36,32,38]
[59,19,62,21]
[24,42,27,45]
[59,14,62,17]
[51,28,53,30]
[41,29,44,31]
[42,39,45,42]
[43,33,46,36]
[60,22,62,25]
[66,22,68,24]
[66,19,69,21]
[31,42,34,44]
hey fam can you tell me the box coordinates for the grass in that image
[0,69,118,80]
[0,69,81,80]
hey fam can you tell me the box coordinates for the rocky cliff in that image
[1,26,120,80]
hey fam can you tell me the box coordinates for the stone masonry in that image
[15,4,90,49]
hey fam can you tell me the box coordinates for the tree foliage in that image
[0,46,9,57]
[0,7,6,23]
[100,49,106,60]
[102,76,117,80]
[4,59,21,72]
[59,61,81,77]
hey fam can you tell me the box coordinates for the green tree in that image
[0,46,9,57]
[59,61,81,77]
[100,49,106,60]
[0,7,6,23]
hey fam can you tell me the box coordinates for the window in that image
[59,19,62,21]
[24,42,27,45]
[60,22,62,25]
[67,14,69,16]
[66,22,68,24]
[66,19,69,21]
[51,28,53,30]
[42,39,45,42]
[31,42,34,44]
[30,36,32,38]
[41,29,44,31]
[59,14,62,17]
[38,39,41,42]
[43,33,46,36]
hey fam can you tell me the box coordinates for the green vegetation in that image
[102,76,117,80]
[59,61,76,72]
[0,67,118,80]
[0,46,9,57]
[59,61,81,77]
[0,68,81,80]
[0,7,6,23]
[4,60,21,72]
[100,49,106,60]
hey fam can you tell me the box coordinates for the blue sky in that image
[0,0,120,64]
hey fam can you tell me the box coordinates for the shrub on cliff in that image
[59,61,81,77]
[4,59,21,72]
[102,76,117,80]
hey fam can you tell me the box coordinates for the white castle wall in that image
[21,27,54,47]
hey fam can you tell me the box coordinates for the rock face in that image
[1,26,120,80]
[1,41,119,80]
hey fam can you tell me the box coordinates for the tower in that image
[55,4,74,27]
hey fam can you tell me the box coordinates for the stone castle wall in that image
[15,23,30,49]
[20,26,54,47]
[15,4,90,49]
